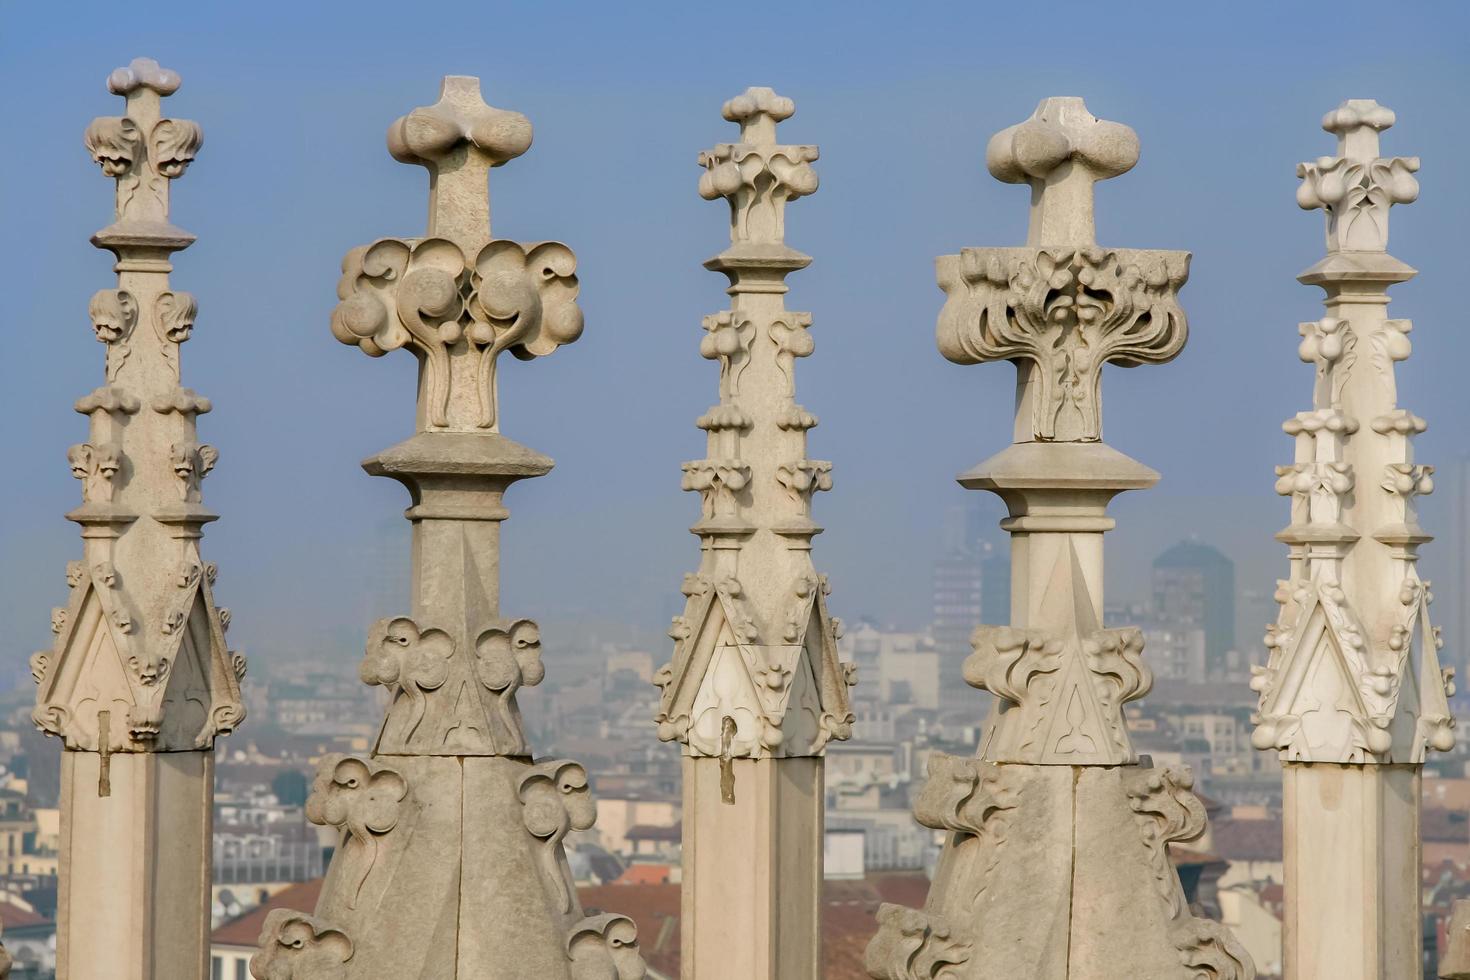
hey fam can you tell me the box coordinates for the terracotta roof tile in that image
[211,879,324,948]
[1211,818,1284,863]
[0,903,47,929]
[580,873,934,979]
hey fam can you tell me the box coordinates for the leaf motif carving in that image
[518,759,596,914]
[251,908,354,980]
[359,617,452,742]
[330,235,581,430]
[937,246,1188,442]
[566,913,647,980]
[304,755,409,910]
[863,904,971,980]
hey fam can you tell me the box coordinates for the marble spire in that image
[864,97,1253,979]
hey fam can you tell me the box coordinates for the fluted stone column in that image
[1250,101,1454,980]
[652,88,855,980]
[864,98,1253,979]
[30,58,245,979]
[250,76,645,980]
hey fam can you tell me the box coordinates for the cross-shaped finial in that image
[699,87,817,249]
[1297,99,1419,255]
[107,57,180,97]
[985,97,1139,247]
[721,87,796,146]
[85,57,199,233]
[1321,99,1396,164]
[332,77,580,433]
[388,76,532,250]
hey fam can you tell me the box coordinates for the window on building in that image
[236,959,248,980]
[211,956,223,980]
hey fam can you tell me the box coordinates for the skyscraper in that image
[932,503,1010,706]
[980,542,1010,625]
[1152,540,1235,680]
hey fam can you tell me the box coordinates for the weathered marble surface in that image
[864,98,1252,979]
[251,76,643,980]
[1254,101,1452,980]
[654,87,854,980]
[34,57,242,979]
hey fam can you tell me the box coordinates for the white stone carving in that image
[257,75,641,979]
[651,88,853,980]
[655,88,853,764]
[866,97,1252,978]
[1252,100,1454,980]
[37,56,243,980]
[1253,100,1453,765]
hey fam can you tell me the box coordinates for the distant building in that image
[1153,541,1236,680]
[0,899,54,979]
[824,828,866,879]
[605,649,655,685]
[212,878,323,980]
[212,819,323,890]
[593,794,679,858]
[931,503,1009,706]
[839,626,940,711]
[980,543,1010,625]
[263,669,380,738]
[932,548,982,684]
[1141,623,1207,683]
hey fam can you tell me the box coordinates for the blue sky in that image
[1,1,1467,675]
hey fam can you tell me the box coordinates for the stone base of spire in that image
[58,750,213,979]
[681,756,822,980]
[253,754,645,979]
[864,757,1253,979]
[1283,763,1420,979]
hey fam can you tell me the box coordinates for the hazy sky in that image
[2,1,1467,679]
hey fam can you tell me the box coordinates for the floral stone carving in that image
[305,755,409,909]
[251,909,354,980]
[262,76,641,979]
[866,97,1250,978]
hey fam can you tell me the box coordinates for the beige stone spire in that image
[652,87,854,980]
[865,98,1253,978]
[1252,100,1454,980]
[31,57,244,978]
[251,76,644,980]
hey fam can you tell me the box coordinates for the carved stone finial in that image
[46,54,239,980]
[1321,99,1397,162]
[871,97,1248,978]
[330,76,581,433]
[1254,100,1450,978]
[699,86,818,249]
[721,86,796,141]
[280,75,639,980]
[388,75,532,245]
[661,88,851,978]
[85,53,201,251]
[936,98,1187,442]
[986,97,1139,247]
[1297,99,1419,255]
